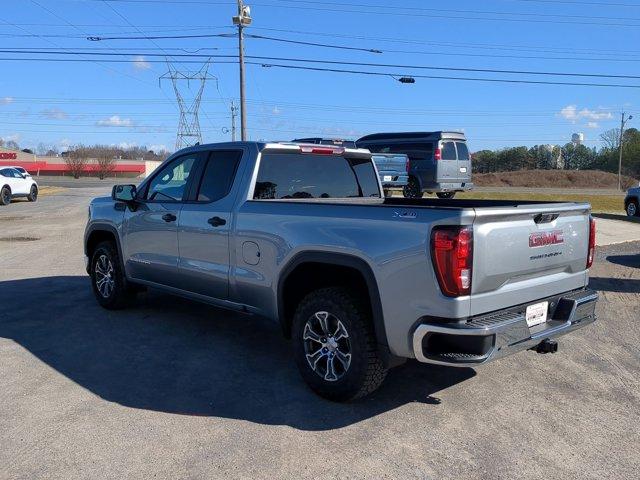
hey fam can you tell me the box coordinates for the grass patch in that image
[38,186,66,196]
[457,191,624,214]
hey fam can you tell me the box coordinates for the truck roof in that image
[357,131,467,142]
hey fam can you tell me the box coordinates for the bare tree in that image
[64,147,89,179]
[600,128,621,150]
[92,152,116,180]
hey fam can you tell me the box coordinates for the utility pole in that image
[233,1,251,141]
[230,100,238,141]
[618,112,634,191]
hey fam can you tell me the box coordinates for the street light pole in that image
[618,112,633,191]
[233,1,251,141]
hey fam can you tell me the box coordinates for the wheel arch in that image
[277,251,389,354]
[84,223,124,274]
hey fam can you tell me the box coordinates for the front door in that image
[122,152,200,288]
[177,150,243,299]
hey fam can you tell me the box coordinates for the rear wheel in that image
[0,186,11,206]
[436,192,456,199]
[402,177,422,199]
[27,185,38,202]
[90,241,136,309]
[627,200,639,217]
[291,287,387,401]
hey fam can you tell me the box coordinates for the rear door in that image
[438,140,458,183]
[455,141,471,183]
[177,149,244,299]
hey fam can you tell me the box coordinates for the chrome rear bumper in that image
[412,289,598,367]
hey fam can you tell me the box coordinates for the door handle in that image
[208,216,226,227]
[162,213,177,223]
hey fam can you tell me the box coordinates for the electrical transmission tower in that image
[160,61,217,150]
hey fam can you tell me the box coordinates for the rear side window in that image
[197,150,242,202]
[442,142,457,160]
[455,142,470,160]
[253,153,380,199]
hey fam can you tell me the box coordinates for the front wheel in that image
[402,178,422,199]
[27,185,38,202]
[627,200,639,217]
[90,241,136,309]
[291,287,387,401]
[436,192,456,199]
[0,186,11,206]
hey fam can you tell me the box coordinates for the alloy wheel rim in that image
[629,203,637,216]
[31,187,37,199]
[303,311,352,382]
[2,189,8,203]
[95,254,115,298]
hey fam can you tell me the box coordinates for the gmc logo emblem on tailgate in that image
[529,230,564,248]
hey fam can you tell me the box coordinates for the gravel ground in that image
[0,188,638,480]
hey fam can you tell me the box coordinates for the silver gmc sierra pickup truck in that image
[84,142,598,401]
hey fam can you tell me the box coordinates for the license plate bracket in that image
[526,301,549,328]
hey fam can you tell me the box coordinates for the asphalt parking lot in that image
[1,189,639,479]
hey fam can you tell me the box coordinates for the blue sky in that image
[0,0,639,153]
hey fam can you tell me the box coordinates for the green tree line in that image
[473,128,640,179]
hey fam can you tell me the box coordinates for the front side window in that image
[253,153,380,199]
[145,154,196,202]
[441,142,457,160]
[197,150,242,202]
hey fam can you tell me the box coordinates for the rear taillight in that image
[431,226,473,297]
[405,158,411,173]
[434,148,442,161]
[586,216,596,268]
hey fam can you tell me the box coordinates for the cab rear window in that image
[253,153,380,200]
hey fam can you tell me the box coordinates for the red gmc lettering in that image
[529,230,564,248]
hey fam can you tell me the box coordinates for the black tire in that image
[402,177,422,199]
[90,241,136,309]
[0,186,11,206]
[436,192,456,199]
[626,200,639,217]
[291,287,387,401]
[27,185,38,202]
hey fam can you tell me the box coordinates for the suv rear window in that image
[253,153,380,199]
[455,142,470,160]
[441,142,457,160]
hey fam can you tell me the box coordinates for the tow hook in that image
[534,338,558,354]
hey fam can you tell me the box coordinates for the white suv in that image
[0,167,38,205]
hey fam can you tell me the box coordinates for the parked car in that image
[85,141,598,401]
[625,184,640,217]
[371,153,409,196]
[357,131,473,199]
[292,137,357,148]
[0,167,38,205]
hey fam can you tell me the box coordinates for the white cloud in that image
[586,121,599,129]
[41,108,68,120]
[96,115,134,127]
[132,55,151,70]
[272,106,281,115]
[116,142,137,149]
[149,144,169,152]
[559,105,613,123]
[0,96,13,105]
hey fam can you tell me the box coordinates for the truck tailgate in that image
[470,202,591,315]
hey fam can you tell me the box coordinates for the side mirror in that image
[112,184,137,202]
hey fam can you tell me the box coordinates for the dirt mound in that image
[474,170,638,189]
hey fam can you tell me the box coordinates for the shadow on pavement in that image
[0,276,475,431]
[593,213,640,224]
[606,254,640,269]
[589,277,640,294]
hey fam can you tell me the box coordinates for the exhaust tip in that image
[535,338,558,354]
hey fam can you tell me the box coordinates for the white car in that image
[0,167,38,205]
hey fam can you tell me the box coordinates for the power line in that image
[4,50,640,80]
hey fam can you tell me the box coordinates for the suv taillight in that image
[586,216,596,268]
[434,148,442,161]
[431,226,473,297]
[405,158,411,173]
